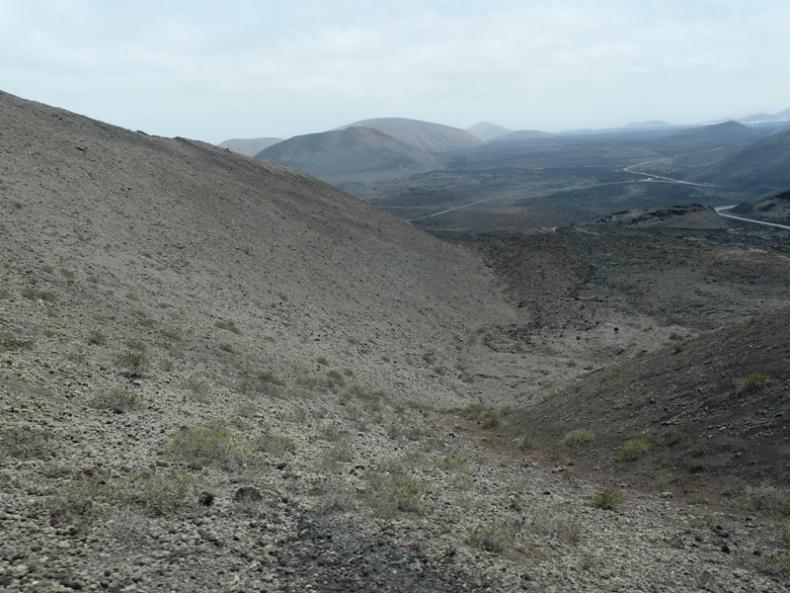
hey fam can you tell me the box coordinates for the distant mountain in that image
[218,137,282,157]
[658,120,759,152]
[695,130,790,191]
[739,107,790,125]
[625,120,671,129]
[498,129,552,141]
[255,126,437,186]
[467,122,511,141]
[339,117,484,153]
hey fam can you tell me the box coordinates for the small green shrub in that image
[0,427,52,459]
[0,332,34,351]
[461,404,501,428]
[257,370,285,386]
[120,470,192,517]
[362,459,426,517]
[743,554,790,577]
[215,320,242,335]
[116,351,147,377]
[327,370,347,391]
[435,454,468,474]
[239,369,285,397]
[320,437,355,467]
[317,356,329,366]
[185,380,212,403]
[160,329,183,342]
[592,487,623,511]
[257,428,297,456]
[169,424,263,471]
[468,522,520,554]
[219,343,235,353]
[22,287,58,303]
[741,484,790,514]
[617,438,653,462]
[521,430,538,450]
[561,429,595,448]
[92,388,140,413]
[742,372,769,393]
[530,506,584,545]
[87,330,107,346]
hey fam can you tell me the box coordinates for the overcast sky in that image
[2,0,789,142]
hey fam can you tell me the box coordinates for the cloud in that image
[2,0,789,141]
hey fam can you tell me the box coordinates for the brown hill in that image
[340,117,484,152]
[255,126,438,187]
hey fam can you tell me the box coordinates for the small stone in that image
[233,486,262,503]
[11,565,29,578]
[198,491,215,506]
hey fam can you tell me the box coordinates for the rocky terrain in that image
[1,91,789,592]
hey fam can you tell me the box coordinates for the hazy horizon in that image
[2,0,789,143]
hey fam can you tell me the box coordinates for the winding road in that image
[713,205,790,231]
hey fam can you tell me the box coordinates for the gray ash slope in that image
[0,88,508,406]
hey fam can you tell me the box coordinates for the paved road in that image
[714,205,790,231]
[623,162,714,188]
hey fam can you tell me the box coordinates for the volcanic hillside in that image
[515,309,790,488]
[255,126,439,188]
[340,117,484,152]
[0,89,509,409]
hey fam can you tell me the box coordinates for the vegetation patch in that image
[361,458,427,517]
[185,379,212,403]
[531,505,583,545]
[561,429,595,449]
[22,287,59,303]
[160,329,183,342]
[87,330,107,345]
[740,484,790,514]
[742,372,769,394]
[521,430,538,450]
[92,388,141,413]
[169,424,264,471]
[461,403,501,429]
[617,437,653,462]
[468,522,520,554]
[116,350,148,378]
[592,487,623,511]
[119,469,193,517]
[0,332,34,351]
[327,370,347,392]
[215,320,242,335]
[0,426,53,459]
